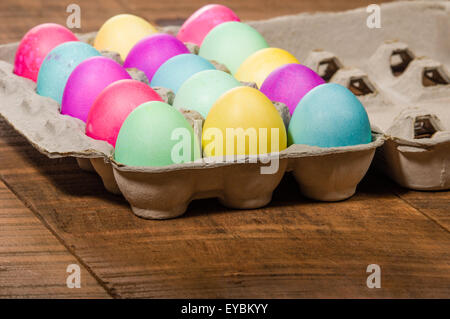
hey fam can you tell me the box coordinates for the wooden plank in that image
[0,179,110,298]
[0,118,449,298]
[365,171,450,234]
[394,189,450,232]
[0,0,393,43]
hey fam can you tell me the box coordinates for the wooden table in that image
[0,0,449,299]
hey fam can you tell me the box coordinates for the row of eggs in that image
[13,5,372,167]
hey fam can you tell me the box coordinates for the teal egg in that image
[36,41,101,104]
[114,101,201,167]
[288,83,372,148]
[173,69,241,118]
[150,53,215,93]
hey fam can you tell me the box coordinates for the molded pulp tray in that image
[0,1,448,219]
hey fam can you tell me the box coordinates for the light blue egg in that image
[150,53,215,93]
[288,83,371,148]
[36,41,101,104]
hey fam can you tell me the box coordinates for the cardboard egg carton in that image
[0,1,447,219]
[248,0,450,190]
[0,59,382,218]
[304,47,449,190]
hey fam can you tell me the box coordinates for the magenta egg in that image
[61,56,131,122]
[86,80,163,147]
[177,4,240,46]
[123,34,189,82]
[14,23,78,82]
[260,64,326,115]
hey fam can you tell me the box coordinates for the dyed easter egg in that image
[234,48,300,88]
[150,54,215,93]
[14,23,78,82]
[202,86,287,156]
[177,4,240,46]
[114,101,201,167]
[123,34,189,82]
[61,57,131,122]
[260,64,325,115]
[86,79,162,147]
[199,22,268,74]
[36,42,101,104]
[288,83,372,148]
[173,70,241,118]
[93,14,158,60]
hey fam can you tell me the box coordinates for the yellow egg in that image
[94,14,158,60]
[234,48,300,88]
[202,86,287,157]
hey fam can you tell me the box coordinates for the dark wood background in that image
[1,0,449,298]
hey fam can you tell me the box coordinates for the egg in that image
[177,4,240,46]
[288,83,372,148]
[199,22,268,74]
[150,53,215,93]
[173,70,241,118]
[93,14,158,60]
[234,48,300,88]
[202,86,287,156]
[123,34,189,83]
[85,79,162,147]
[36,42,101,104]
[114,101,201,167]
[61,56,131,122]
[13,23,78,82]
[260,64,325,115]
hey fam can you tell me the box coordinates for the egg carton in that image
[0,0,447,219]
[0,59,382,218]
[301,41,450,190]
[248,0,450,190]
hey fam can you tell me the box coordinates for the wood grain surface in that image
[0,118,449,298]
[0,180,110,298]
[0,0,449,299]
[0,0,393,43]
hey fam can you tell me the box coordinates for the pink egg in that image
[61,56,131,122]
[177,4,240,46]
[260,64,326,115]
[123,34,189,83]
[14,23,78,82]
[86,79,163,147]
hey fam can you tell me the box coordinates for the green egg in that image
[173,70,241,118]
[114,101,201,167]
[199,22,269,74]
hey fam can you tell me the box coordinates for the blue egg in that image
[36,41,101,104]
[288,83,371,147]
[150,53,215,93]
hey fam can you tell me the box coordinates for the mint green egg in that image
[114,101,201,167]
[173,70,241,118]
[199,22,268,74]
